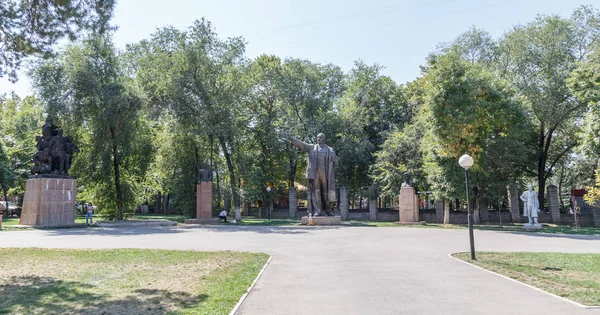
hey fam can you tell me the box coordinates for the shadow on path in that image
[47,225,185,237]
[178,224,345,235]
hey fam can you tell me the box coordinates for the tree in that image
[496,6,600,207]
[277,58,344,190]
[32,34,145,220]
[0,0,115,82]
[0,94,45,196]
[420,52,532,201]
[129,19,247,220]
[0,142,12,210]
[440,26,497,66]
[336,61,406,194]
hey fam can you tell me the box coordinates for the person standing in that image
[86,202,94,225]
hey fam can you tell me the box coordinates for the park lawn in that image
[353,220,600,235]
[130,213,188,223]
[452,252,600,306]
[0,248,269,315]
[0,216,90,230]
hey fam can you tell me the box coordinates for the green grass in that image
[452,252,600,306]
[4,213,600,236]
[130,213,188,223]
[0,248,269,314]
[344,219,600,235]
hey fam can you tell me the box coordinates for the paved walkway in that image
[1,225,600,314]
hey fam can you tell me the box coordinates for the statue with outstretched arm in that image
[281,132,338,216]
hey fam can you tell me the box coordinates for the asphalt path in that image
[1,225,600,314]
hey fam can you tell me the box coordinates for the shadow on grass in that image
[0,275,206,314]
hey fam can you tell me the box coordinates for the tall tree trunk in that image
[2,186,8,216]
[558,160,566,209]
[219,137,240,220]
[288,158,297,190]
[211,136,221,211]
[194,142,200,182]
[154,193,161,213]
[110,127,124,220]
[537,124,545,210]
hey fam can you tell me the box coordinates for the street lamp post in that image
[459,154,476,260]
[266,187,272,221]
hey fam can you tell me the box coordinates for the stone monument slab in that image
[20,177,77,227]
[523,223,542,230]
[399,186,420,223]
[301,215,341,225]
[197,181,212,220]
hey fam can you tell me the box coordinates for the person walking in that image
[86,202,94,225]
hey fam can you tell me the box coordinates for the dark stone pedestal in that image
[197,182,213,220]
[186,181,216,225]
[20,177,77,227]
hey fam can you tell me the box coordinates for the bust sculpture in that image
[199,168,213,182]
[401,172,412,188]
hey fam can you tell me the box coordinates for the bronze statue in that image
[50,129,67,175]
[31,147,53,174]
[65,136,80,175]
[199,168,213,182]
[30,120,79,177]
[281,132,338,216]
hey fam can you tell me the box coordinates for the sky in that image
[0,0,596,96]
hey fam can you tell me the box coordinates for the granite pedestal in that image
[301,215,341,225]
[523,223,542,230]
[19,177,77,227]
[186,181,218,225]
[398,186,424,224]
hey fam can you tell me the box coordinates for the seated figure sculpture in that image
[31,147,53,175]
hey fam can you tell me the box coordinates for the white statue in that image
[520,185,539,225]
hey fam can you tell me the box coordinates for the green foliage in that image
[129,19,247,215]
[0,142,12,200]
[31,34,146,220]
[496,6,600,203]
[0,0,115,82]
[5,7,599,216]
[336,61,407,194]
[420,53,532,200]
[0,95,45,195]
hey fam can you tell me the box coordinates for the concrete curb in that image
[448,253,600,309]
[10,223,87,229]
[230,256,272,315]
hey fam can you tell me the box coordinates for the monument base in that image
[185,218,221,225]
[395,221,426,225]
[301,215,341,225]
[20,177,77,227]
[523,223,542,230]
